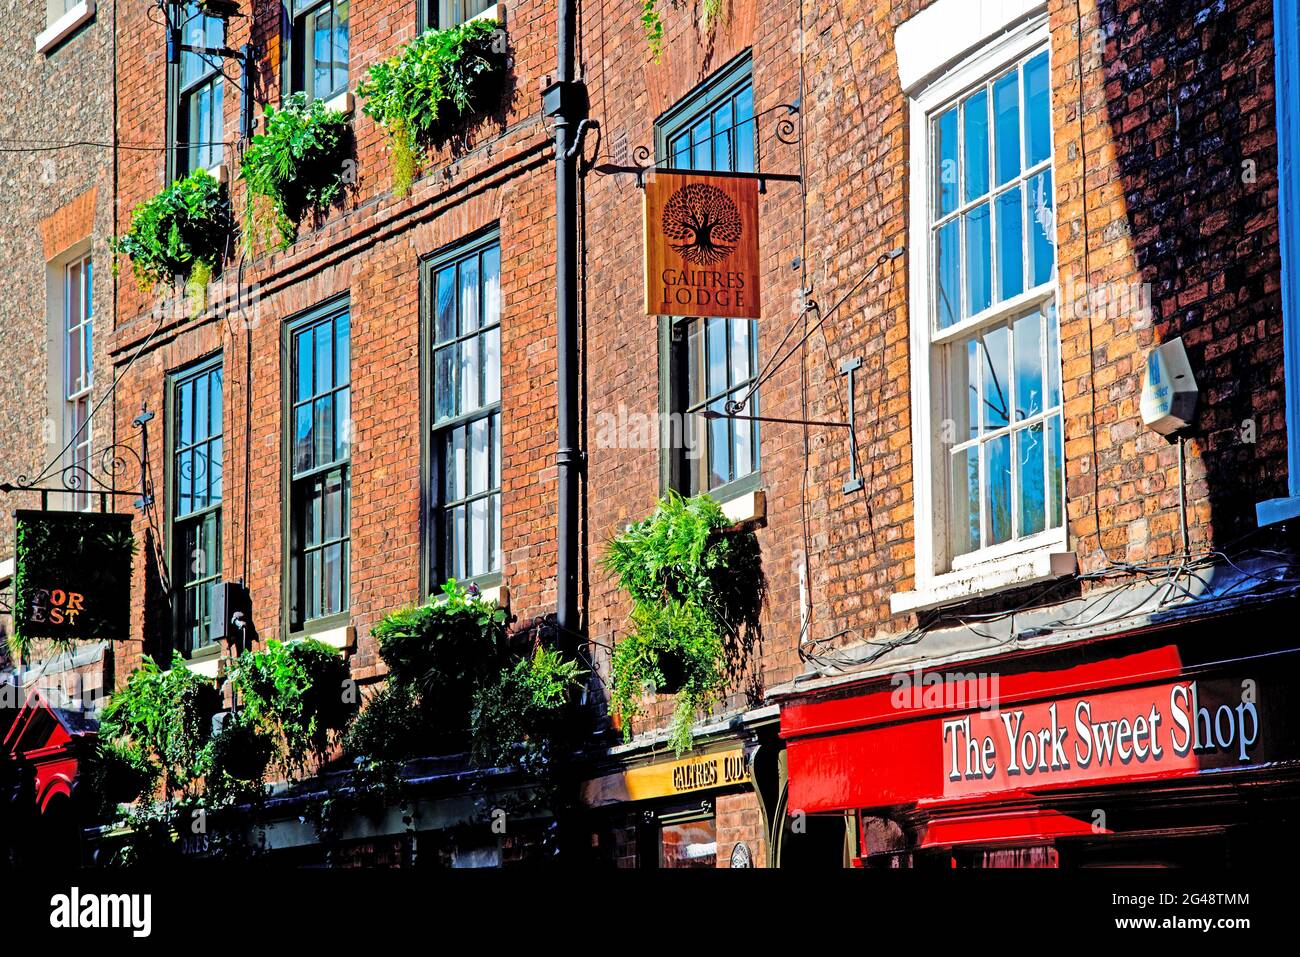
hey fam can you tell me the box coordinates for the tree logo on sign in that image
[662,183,742,265]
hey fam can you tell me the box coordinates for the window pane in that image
[1013,309,1044,421]
[314,321,333,393]
[469,497,488,577]
[706,317,727,397]
[1045,301,1061,409]
[933,107,959,217]
[1017,423,1046,536]
[734,85,755,173]
[483,327,500,405]
[964,202,991,317]
[314,394,335,466]
[670,133,690,169]
[962,90,989,202]
[446,425,466,501]
[331,388,349,460]
[470,416,489,495]
[986,432,1012,545]
[1047,413,1064,529]
[312,6,332,97]
[711,100,733,171]
[491,493,502,572]
[950,445,980,556]
[982,324,1011,430]
[992,69,1021,185]
[333,1,350,96]
[210,368,223,433]
[995,186,1024,301]
[177,379,193,445]
[950,338,979,443]
[492,411,501,487]
[447,505,466,580]
[195,369,209,438]
[209,437,223,501]
[732,388,753,478]
[460,255,480,333]
[1024,51,1051,168]
[728,319,751,388]
[323,469,344,542]
[708,397,730,488]
[296,327,314,401]
[691,118,712,169]
[482,245,501,325]
[436,266,457,342]
[334,311,350,385]
[460,334,480,411]
[294,404,313,473]
[323,543,343,615]
[1028,169,1055,287]
[179,449,194,515]
[935,219,961,329]
[434,345,457,421]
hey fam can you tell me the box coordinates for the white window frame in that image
[893,6,1074,615]
[1257,0,1300,527]
[37,0,95,55]
[64,253,94,512]
[45,243,94,514]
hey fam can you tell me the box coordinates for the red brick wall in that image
[580,0,1285,737]
[106,0,1287,757]
[111,1,558,680]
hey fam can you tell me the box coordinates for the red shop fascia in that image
[777,602,1300,868]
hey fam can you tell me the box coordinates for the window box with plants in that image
[347,581,585,777]
[239,91,353,250]
[112,167,232,315]
[602,492,765,755]
[355,16,509,197]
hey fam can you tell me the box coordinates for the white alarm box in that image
[1140,337,1198,435]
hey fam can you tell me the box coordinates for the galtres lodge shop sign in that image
[644,172,760,319]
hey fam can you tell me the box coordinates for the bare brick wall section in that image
[105,0,1286,756]
[0,5,116,667]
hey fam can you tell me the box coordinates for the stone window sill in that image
[891,548,1077,615]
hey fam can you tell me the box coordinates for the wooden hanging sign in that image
[644,172,761,319]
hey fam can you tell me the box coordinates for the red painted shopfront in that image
[779,610,1300,867]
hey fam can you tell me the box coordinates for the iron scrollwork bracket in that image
[0,406,155,511]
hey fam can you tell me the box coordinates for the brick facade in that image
[0,4,116,677]
[2,0,1286,866]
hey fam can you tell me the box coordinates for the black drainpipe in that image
[542,1,588,646]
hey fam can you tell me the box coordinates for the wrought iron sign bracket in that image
[593,162,802,193]
[592,99,804,191]
[698,355,863,497]
[0,405,155,512]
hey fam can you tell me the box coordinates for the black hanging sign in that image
[12,509,134,653]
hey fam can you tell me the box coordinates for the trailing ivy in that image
[239,92,352,249]
[228,638,356,778]
[602,491,764,754]
[356,17,508,196]
[111,168,231,313]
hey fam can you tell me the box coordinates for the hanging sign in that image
[13,509,134,649]
[644,172,761,319]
